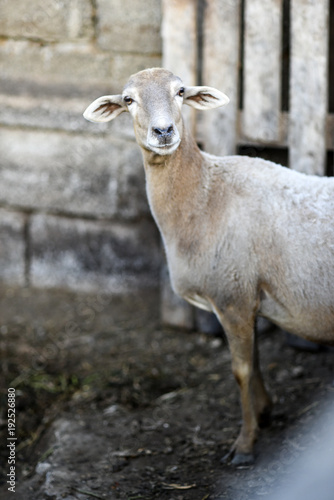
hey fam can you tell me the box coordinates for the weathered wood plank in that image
[162,0,197,133]
[328,114,334,152]
[289,0,329,175]
[239,111,334,152]
[202,0,241,155]
[243,0,283,143]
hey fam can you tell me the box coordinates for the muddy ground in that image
[1,286,334,500]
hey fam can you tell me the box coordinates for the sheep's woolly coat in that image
[151,148,334,344]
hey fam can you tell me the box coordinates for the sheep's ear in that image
[83,95,127,122]
[183,86,229,110]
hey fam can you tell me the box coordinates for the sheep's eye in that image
[124,96,133,105]
[177,87,185,97]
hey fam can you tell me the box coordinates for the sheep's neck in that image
[141,127,204,248]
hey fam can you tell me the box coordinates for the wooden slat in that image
[239,112,334,152]
[328,114,334,152]
[243,0,283,143]
[202,0,241,156]
[161,0,197,133]
[289,0,329,175]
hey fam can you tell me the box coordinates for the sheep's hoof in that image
[221,449,254,467]
[231,452,254,467]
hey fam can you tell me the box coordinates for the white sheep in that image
[84,68,334,465]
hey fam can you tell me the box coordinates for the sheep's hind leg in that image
[252,329,272,428]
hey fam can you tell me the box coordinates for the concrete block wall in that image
[0,0,163,295]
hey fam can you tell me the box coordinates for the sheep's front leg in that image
[228,330,259,465]
[217,312,271,465]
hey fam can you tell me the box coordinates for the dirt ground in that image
[1,286,334,500]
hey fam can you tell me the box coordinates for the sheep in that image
[84,68,334,465]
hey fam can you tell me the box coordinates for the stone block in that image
[0,40,111,87]
[0,0,94,42]
[30,215,162,293]
[0,40,161,89]
[97,0,162,53]
[0,89,136,139]
[0,127,148,219]
[117,151,148,219]
[0,209,25,285]
[111,54,162,89]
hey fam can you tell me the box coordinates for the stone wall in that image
[0,0,163,294]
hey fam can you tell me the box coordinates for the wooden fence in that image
[160,0,334,330]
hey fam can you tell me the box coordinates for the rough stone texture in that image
[112,53,162,89]
[0,209,26,285]
[97,0,162,54]
[117,151,149,219]
[0,41,161,89]
[30,214,162,293]
[0,90,136,138]
[0,0,162,296]
[0,127,148,219]
[0,40,111,86]
[0,0,94,42]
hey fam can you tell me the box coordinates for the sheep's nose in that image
[152,125,174,138]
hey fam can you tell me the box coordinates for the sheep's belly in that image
[258,293,293,329]
[258,289,334,343]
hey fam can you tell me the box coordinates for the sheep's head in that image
[84,68,229,156]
